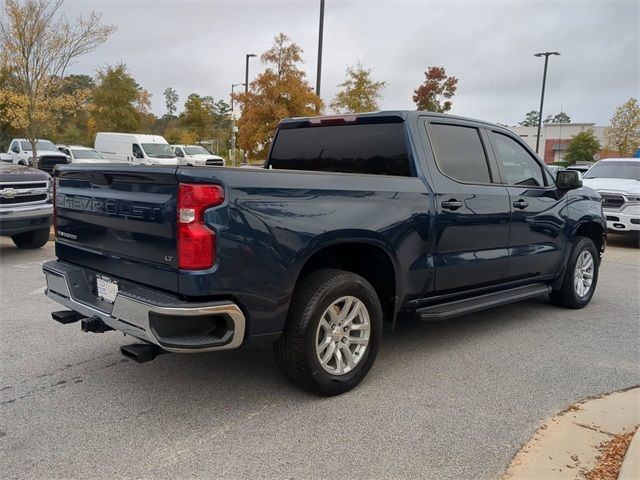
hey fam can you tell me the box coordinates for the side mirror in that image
[556,169,582,190]
[176,150,184,157]
[133,150,144,159]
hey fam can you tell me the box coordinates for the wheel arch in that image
[572,220,606,257]
[553,219,606,290]
[292,236,399,330]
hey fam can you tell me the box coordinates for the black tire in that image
[274,269,383,396]
[11,228,50,249]
[550,236,599,308]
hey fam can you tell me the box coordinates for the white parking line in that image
[29,286,46,295]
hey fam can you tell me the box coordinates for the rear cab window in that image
[268,122,412,176]
[428,123,493,184]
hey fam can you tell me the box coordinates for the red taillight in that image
[177,183,224,270]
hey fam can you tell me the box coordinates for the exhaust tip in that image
[120,343,164,363]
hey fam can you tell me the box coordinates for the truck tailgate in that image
[54,165,179,292]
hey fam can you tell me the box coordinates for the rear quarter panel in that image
[177,167,432,338]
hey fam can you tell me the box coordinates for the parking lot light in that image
[534,51,561,155]
[245,54,256,95]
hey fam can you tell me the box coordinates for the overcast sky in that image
[62,0,639,126]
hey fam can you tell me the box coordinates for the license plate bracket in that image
[96,275,119,304]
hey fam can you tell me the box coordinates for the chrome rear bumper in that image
[43,260,245,353]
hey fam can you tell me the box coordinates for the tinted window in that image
[491,132,545,187]
[269,123,411,176]
[429,124,491,184]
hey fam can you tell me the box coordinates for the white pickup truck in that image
[582,158,640,236]
[8,138,68,174]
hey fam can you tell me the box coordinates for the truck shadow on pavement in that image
[80,295,558,406]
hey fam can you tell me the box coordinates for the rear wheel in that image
[550,236,599,308]
[11,228,50,249]
[274,269,382,396]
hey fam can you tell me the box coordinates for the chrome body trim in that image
[43,262,246,353]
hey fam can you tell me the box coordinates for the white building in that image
[509,123,607,164]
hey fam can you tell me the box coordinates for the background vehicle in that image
[171,144,225,166]
[0,153,12,163]
[566,163,593,177]
[546,165,561,177]
[582,158,640,236]
[8,138,68,174]
[44,111,606,395]
[95,133,178,165]
[57,145,106,163]
[0,163,52,249]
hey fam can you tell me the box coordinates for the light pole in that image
[230,82,245,167]
[316,0,325,96]
[534,51,560,156]
[245,54,256,94]
[244,53,257,164]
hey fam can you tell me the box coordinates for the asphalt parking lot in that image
[1,235,639,479]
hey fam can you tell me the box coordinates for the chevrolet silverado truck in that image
[1,163,52,248]
[8,138,69,174]
[43,111,606,395]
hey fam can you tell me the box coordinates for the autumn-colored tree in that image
[413,66,458,113]
[91,64,149,135]
[0,0,115,167]
[564,130,600,165]
[331,62,386,113]
[234,33,322,159]
[604,98,640,156]
[54,74,95,144]
[0,70,94,145]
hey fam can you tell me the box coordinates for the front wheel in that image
[274,269,383,396]
[550,236,599,308]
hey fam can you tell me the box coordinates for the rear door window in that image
[428,123,492,184]
[269,123,411,176]
[490,132,546,187]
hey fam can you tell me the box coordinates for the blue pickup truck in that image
[43,111,606,395]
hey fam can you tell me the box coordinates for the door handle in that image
[513,199,529,209]
[441,199,463,211]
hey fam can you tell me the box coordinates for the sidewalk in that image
[503,387,639,480]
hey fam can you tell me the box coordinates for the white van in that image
[94,133,178,165]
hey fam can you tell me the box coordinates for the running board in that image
[416,284,551,321]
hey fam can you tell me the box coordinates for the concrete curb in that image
[503,387,640,480]
[619,427,640,480]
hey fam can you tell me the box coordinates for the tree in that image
[604,98,640,156]
[234,33,322,159]
[519,110,540,127]
[544,112,571,124]
[412,66,458,112]
[181,93,214,142]
[91,63,147,134]
[54,75,95,145]
[331,62,386,113]
[564,129,600,165]
[0,0,115,168]
[164,87,178,117]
